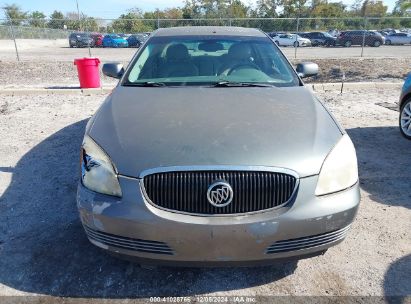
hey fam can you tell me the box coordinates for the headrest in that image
[166,44,190,61]
[228,43,252,59]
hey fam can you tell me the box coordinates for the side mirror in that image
[296,62,319,78]
[102,63,124,79]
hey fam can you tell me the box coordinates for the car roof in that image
[152,26,266,37]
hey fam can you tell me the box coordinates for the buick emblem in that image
[207,181,233,207]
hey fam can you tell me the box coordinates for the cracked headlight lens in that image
[81,135,122,197]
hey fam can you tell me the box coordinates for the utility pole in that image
[76,0,81,31]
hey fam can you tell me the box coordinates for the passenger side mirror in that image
[296,62,319,78]
[102,63,124,79]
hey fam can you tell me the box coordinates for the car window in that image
[124,35,300,87]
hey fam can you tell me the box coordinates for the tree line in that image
[2,0,411,33]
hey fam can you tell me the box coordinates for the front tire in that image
[293,41,299,47]
[386,39,391,45]
[344,40,352,47]
[373,40,381,47]
[275,40,280,46]
[400,98,411,139]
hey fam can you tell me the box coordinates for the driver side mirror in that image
[296,62,319,78]
[102,63,124,79]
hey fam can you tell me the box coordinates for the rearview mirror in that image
[296,62,319,78]
[102,63,124,79]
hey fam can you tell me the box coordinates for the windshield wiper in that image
[124,81,166,87]
[211,81,274,88]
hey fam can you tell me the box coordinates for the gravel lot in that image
[0,88,410,301]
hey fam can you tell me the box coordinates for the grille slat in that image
[266,226,351,254]
[84,226,174,255]
[142,169,297,215]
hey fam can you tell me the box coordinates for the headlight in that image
[80,135,122,197]
[315,134,358,196]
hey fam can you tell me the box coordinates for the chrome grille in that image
[266,226,351,254]
[142,169,298,215]
[84,226,174,255]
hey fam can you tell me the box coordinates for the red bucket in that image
[74,57,101,88]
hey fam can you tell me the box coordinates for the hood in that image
[114,38,127,43]
[89,86,342,178]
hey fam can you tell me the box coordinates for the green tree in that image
[393,0,411,15]
[28,11,46,27]
[2,4,27,25]
[48,10,65,29]
[312,2,346,17]
[361,0,387,17]
[112,10,153,33]
[281,0,309,17]
[256,0,281,17]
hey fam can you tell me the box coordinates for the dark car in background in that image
[337,30,384,47]
[302,32,337,46]
[69,32,94,48]
[90,33,104,47]
[127,34,146,48]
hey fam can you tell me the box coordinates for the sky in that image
[0,0,397,19]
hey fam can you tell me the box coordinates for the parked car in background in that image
[272,33,311,47]
[302,32,337,46]
[337,30,384,47]
[102,34,129,48]
[119,33,131,39]
[385,33,411,45]
[127,34,145,48]
[399,73,411,139]
[69,32,94,48]
[90,33,103,47]
[327,29,340,37]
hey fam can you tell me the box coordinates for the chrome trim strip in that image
[139,165,300,179]
[139,165,300,217]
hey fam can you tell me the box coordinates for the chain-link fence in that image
[1,17,411,61]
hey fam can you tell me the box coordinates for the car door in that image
[398,33,408,44]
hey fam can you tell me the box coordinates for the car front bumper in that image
[77,174,360,266]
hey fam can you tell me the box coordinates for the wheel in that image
[344,40,352,47]
[386,39,391,45]
[293,41,299,47]
[373,40,381,47]
[399,98,411,139]
[275,40,280,46]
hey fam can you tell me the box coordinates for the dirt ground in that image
[0,87,410,301]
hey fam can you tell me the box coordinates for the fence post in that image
[294,17,300,59]
[9,21,20,62]
[361,17,367,57]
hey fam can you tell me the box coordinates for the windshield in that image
[110,35,121,39]
[124,35,299,87]
[323,32,333,38]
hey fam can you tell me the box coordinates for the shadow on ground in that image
[384,254,411,304]
[0,120,296,298]
[347,126,411,210]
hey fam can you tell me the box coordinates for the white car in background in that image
[385,33,411,45]
[271,33,311,47]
